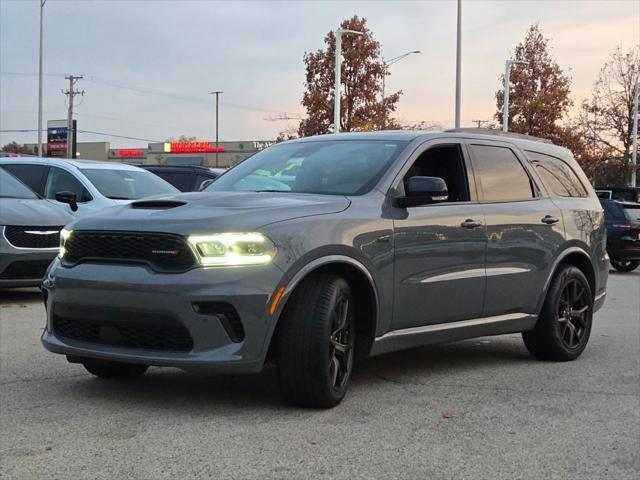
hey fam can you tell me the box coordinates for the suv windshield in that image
[81,168,178,200]
[206,140,408,195]
[0,168,38,199]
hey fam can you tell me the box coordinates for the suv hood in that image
[0,198,73,226]
[68,191,351,235]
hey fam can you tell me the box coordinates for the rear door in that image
[1,162,49,195]
[467,141,565,317]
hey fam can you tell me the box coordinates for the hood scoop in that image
[130,200,186,210]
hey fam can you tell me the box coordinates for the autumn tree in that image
[1,141,32,154]
[298,16,402,136]
[579,45,639,186]
[494,25,583,154]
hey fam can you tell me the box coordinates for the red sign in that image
[117,149,145,157]
[166,141,224,153]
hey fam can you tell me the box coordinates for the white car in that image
[0,157,178,217]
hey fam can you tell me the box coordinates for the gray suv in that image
[41,130,608,408]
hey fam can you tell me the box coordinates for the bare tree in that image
[579,45,639,185]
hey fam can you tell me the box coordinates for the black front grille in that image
[193,301,245,342]
[0,259,52,280]
[4,225,62,249]
[52,306,193,352]
[62,231,196,272]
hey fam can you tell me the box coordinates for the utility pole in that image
[334,28,363,133]
[62,75,84,159]
[37,0,47,157]
[454,0,462,129]
[472,120,488,128]
[631,80,639,187]
[210,91,223,167]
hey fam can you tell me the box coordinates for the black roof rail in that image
[444,128,554,144]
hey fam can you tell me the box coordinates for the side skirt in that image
[370,313,537,357]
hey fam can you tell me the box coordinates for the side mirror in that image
[55,191,78,212]
[199,179,215,191]
[393,176,449,208]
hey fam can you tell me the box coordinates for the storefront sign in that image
[163,141,224,153]
[117,149,145,157]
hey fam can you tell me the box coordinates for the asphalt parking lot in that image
[1,270,638,480]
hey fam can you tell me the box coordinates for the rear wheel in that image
[611,259,640,272]
[523,265,593,361]
[276,273,355,408]
[82,359,149,379]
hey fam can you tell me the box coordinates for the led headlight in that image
[59,228,72,258]
[187,232,276,267]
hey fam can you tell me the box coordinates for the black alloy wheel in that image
[276,273,356,408]
[329,295,354,391]
[522,265,593,361]
[557,278,590,349]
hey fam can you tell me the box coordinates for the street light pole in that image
[381,50,422,100]
[37,0,47,157]
[381,50,421,129]
[454,0,462,129]
[631,80,639,187]
[210,91,223,167]
[334,28,363,133]
[502,59,527,132]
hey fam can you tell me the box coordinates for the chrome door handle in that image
[541,215,559,225]
[460,219,482,229]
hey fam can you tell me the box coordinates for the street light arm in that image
[384,50,421,67]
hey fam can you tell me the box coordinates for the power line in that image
[1,71,302,117]
[0,129,160,143]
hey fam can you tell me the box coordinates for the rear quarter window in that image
[527,151,588,198]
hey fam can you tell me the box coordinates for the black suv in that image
[601,199,640,272]
[141,165,224,192]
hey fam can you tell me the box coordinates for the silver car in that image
[0,157,178,217]
[41,131,608,408]
[0,168,73,288]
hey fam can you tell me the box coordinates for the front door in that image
[391,140,487,330]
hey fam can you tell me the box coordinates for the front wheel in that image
[611,259,640,272]
[276,273,355,408]
[523,265,593,361]
[82,359,149,379]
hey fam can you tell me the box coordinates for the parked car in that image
[42,130,608,408]
[0,157,178,217]
[0,168,73,288]
[140,165,225,192]
[595,186,640,203]
[600,199,640,272]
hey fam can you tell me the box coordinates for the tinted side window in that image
[44,167,91,202]
[195,174,214,190]
[1,164,47,194]
[157,172,194,191]
[469,145,534,202]
[527,151,587,197]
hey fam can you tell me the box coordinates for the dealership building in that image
[23,139,275,168]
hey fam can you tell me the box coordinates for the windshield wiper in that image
[107,196,132,200]
[254,190,290,193]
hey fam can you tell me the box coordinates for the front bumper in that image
[0,238,58,288]
[41,258,286,373]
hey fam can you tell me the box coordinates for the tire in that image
[522,265,593,361]
[611,259,640,272]
[276,273,355,408]
[82,359,149,379]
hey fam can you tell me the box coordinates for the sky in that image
[1,0,638,148]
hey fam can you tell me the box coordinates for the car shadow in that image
[59,335,531,412]
[0,288,42,305]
